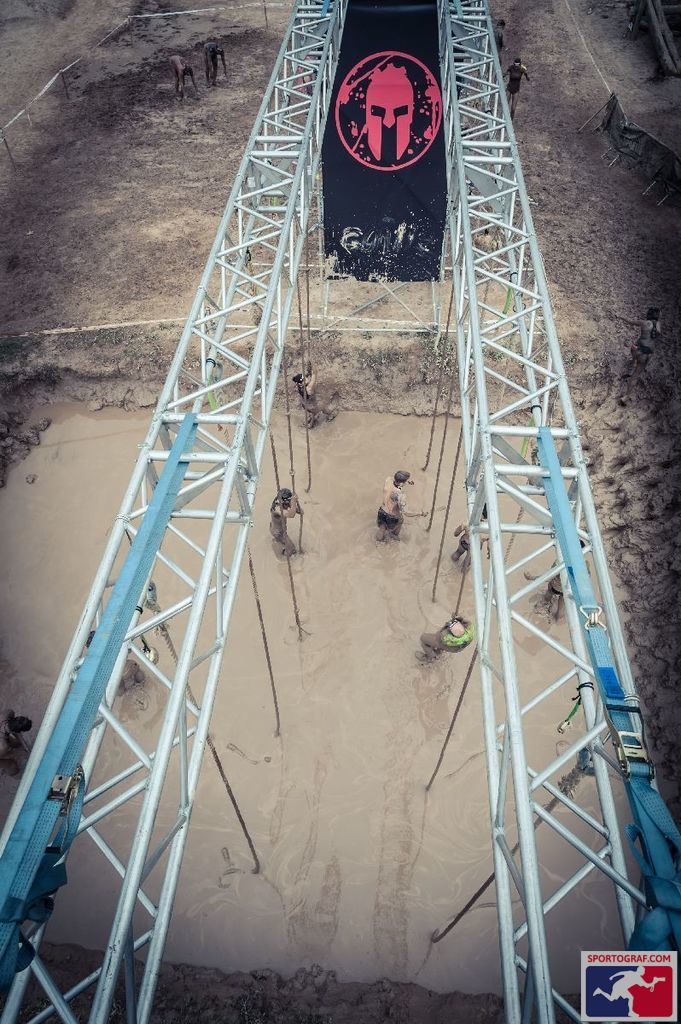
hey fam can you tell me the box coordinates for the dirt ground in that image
[1,0,680,1019]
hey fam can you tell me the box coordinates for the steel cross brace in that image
[438,1,642,1022]
[0,3,347,1022]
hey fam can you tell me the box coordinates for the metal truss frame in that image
[0,2,346,1021]
[438,2,644,1022]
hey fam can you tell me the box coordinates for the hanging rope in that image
[247,548,281,738]
[146,594,261,874]
[431,767,582,943]
[296,277,312,493]
[431,426,464,602]
[426,360,458,533]
[270,431,309,640]
[453,561,469,618]
[304,229,313,366]
[281,348,296,492]
[280,348,305,552]
[421,282,454,468]
[425,648,478,792]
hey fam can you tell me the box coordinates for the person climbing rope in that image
[0,711,32,776]
[624,306,661,386]
[504,57,529,120]
[292,362,337,429]
[417,615,475,663]
[169,55,199,100]
[270,487,303,557]
[376,470,413,541]
[204,41,227,86]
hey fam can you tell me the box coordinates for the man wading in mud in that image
[270,488,303,557]
[417,615,475,663]
[376,470,413,541]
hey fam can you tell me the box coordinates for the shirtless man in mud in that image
[270,487,303,557]
[417,615,475,663]
[292,362,337,429]
[0,710,32,776]
[376,470,413,541]
[170,55,199,100]
[204,41,227,86]
[623,306,661,388]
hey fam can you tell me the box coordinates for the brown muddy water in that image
[0,404,628,995]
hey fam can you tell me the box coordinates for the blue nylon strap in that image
[0,775,86,990]
[0,414,197,989]
[536,426,681,952]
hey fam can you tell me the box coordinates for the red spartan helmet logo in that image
[365,63,414,162]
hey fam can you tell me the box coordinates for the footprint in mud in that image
[217,846,243,889]
[285,757,340,951]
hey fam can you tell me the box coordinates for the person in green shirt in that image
[417,615,475,663]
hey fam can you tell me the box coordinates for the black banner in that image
[322,0,447,282]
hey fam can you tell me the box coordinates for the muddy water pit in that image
[0,404,628,996]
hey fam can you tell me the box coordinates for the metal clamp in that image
[612,730,653,779]
[48,766,84,816]
[579,604,605,631]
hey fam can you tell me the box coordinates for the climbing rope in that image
[281,348,297,495]
[426,359,458,533]
[422,284,456,472]
[144,586,261,873]
[304,229,313,366]
[269,431,309,641]
[431,767,583,943]
[247,548,281,738]
[431,426,464,603]
[453,561,469,618]
[425,648,478,792]
[280,348,304,552]
[296,277,312,494]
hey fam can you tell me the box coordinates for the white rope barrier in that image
[130,3,287,19]
[0,313,435,340]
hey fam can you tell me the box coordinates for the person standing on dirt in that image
[494,19,506,53]
[376,470,413,541]
[170,55,199,100]
[204,41,227,86]
[0,710,32,776]
[270,488,303,557]
[417,615,475,663]
[292,362,337,429]
[624,306,661,387]
[504,57,529,120]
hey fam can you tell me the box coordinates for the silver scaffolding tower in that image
[0,1,665,1022]
[0,2,347,1020]
[438,2,649,1022]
